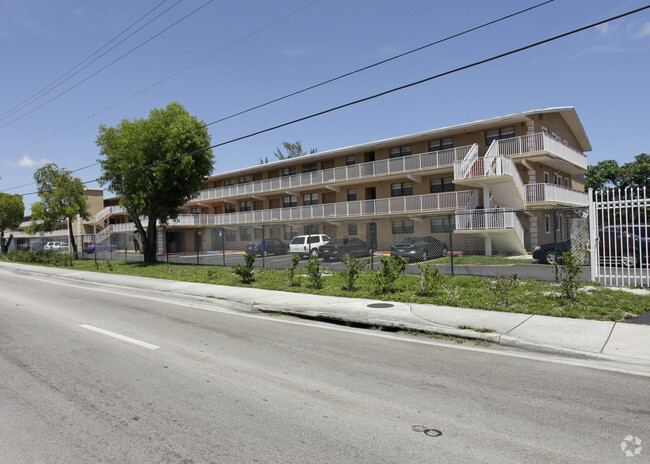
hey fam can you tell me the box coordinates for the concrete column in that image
[530,216,538,249]
[485,236,492,257]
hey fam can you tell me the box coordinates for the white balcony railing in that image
[172,190,474,227]
[491,132,587,169]
[94,205,127,224]
[525,183,589,205]
[193,145,474,203]
[455,208,525,246]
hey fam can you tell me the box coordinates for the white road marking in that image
[6,269,650,377]
[80,324,161,350]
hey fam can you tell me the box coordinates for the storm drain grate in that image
[367,303,394,308]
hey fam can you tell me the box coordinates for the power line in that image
[0,0,550,177]
[0,0,175,121]
[0,0,215,130]
[14,3,650,199]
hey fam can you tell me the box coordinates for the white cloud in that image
[632,21,650,39]
[7,154,51,167]
[595,22,618,36]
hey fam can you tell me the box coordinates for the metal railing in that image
[525,183,588,205]
[94,205,127,224]
[492,133,587,169]
[193,145,474,203]
[455,208,525,247]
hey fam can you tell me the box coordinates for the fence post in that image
[196,229,200,265]
[553,209,559,280]
[222,227,226,266]
[448,214,454,276]
[261,225,265,269]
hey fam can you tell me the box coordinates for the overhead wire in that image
[0,0,216,130]
[0,0,175,121]
[13,3,650,198]
[1,0,551,177]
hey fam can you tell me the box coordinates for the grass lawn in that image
[3,251,648,322]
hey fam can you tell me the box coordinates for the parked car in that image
[245,238,289,256]
[289,234,331,258]
[84,243,118,253]
[320,238,372,261]
[598,225,648,267]
[533,240,571,265]
[390,236,447,262]
[44,241,68,252]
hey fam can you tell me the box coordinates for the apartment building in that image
[34,107,591,256]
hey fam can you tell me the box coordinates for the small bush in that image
[556,251,581,301]
[286,253,301,287]
[340,255,368,291]
[374,255,406,294]
[7,250,73,267]
[305,254,323,289]
[416,262,442,296]
[233,253,256,284]
[490,274,518,306]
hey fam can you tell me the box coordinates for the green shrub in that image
[556,251,581,301]
[233,253,256,284]
[416,262,442,296]
[7,250,73,267]
[374,255,406,294]
[286,253,301,287]
[305,254,323,289]
[340,255,368,291]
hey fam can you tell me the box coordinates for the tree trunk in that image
[133,216,158,263]
[1,232,13,255]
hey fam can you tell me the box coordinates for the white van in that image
[289,234,331,258]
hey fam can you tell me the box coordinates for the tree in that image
[96,102,213,263]
[273,140,316,160]
[26,163,89,256]
[0,193,24,255]
[585,154,650,192]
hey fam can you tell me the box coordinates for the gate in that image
[589,187,649,287]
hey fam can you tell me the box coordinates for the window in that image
[545,215,551,234]
[284,225,297,241]
[391,182,413,197]
[392,219,414,234]
[224,178,235,186]
[389,145,412,158]
[347,188,357,201]
[430,217,453,233]
[554,173,561,185]
[485,126,515,146]
[191,207,201,214]
[282,166,296,176]
[302,162,317,173]
[304,224,319,235]
[303,193,319,206]
[348,223,358,236]
[225,229,236,241]
[240,228,251,241]
[543,171,550,183]
[430,177,454,193]
[564,177,570,187]
[178,209,187,215]
[428,137,453,151]
[239,201,251,212]
[283,195,297,208]
[225,204,236,214]
[238,175,251,184]
[346,155,356,166]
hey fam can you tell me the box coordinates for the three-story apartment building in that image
[83,106,592,256]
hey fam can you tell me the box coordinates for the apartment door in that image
[365,187,376,200]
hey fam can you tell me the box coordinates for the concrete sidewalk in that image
[2,261,649,367]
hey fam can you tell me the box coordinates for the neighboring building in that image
[13,107,591,256]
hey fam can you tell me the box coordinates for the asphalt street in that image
[1,270,648,463]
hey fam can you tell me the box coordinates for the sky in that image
[1,0,649,211]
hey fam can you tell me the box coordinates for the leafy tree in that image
[26,163,89,256]
[96,102,213,263]
[585,154,650,192]
[0,193,24,255]
[273,140,316,160]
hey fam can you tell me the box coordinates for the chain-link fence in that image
[12,206,589,282]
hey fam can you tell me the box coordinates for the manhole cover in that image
[367,303,394,308]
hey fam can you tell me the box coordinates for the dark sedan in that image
[532,240,571,264]
[320,238,371,261]
[245,238,289,256]
[390,236,447,262]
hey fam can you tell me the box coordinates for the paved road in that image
[2,271,648,463]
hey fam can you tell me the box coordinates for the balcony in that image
[489,132,587,171]
[93,205,127,224]
[455,208,526,255]
[191,145,475,204]
[172,190,475,227]
[525,183,588,206]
